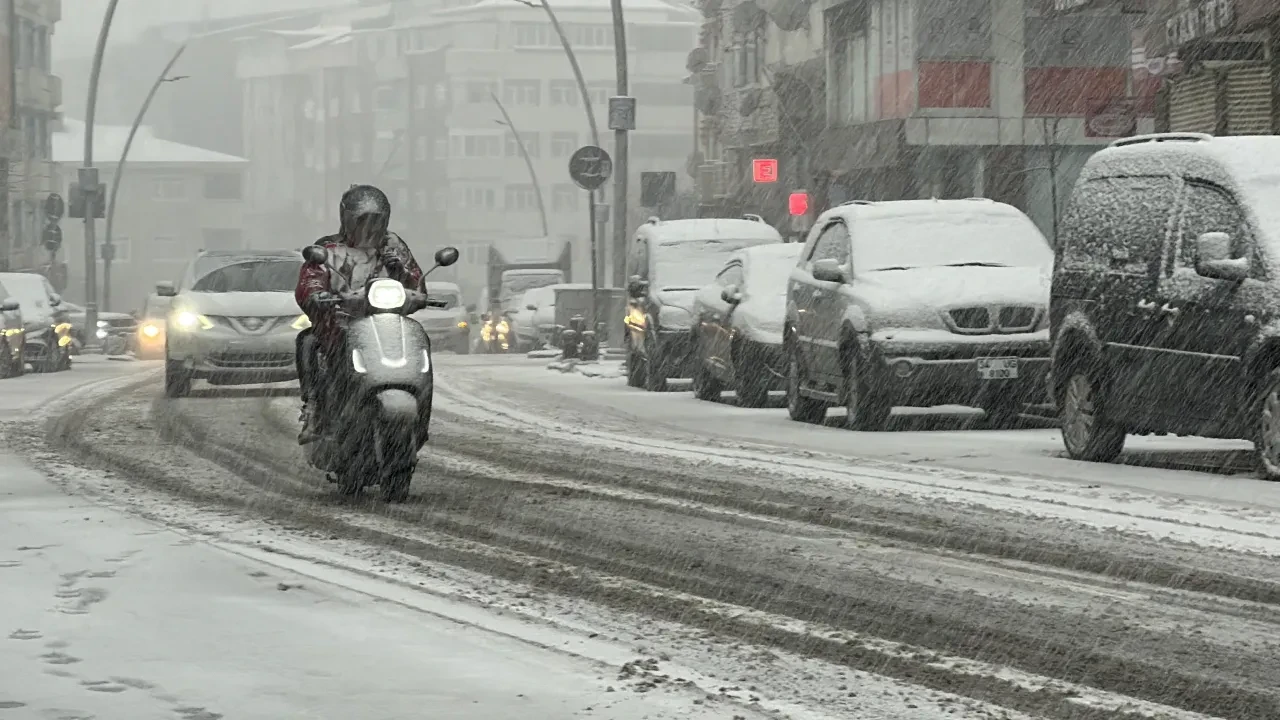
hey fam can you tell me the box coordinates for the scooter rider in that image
[295,184,425,444]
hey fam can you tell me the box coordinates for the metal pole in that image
[103,44,187,313]
[82,0,121,343]
[490,92,549,237]
[609,0,629,289]
[587,192,597,329]
[537,0,609,283]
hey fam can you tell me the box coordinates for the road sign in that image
[608,96,636,131]
[788,191,809,216]
[44,193,64,219]
[752,158,778,183]
[568,145,613,191]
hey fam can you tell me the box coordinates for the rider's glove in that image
[381,247,403,273]
[309,291,334,308]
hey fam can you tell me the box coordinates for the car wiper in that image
[869,266,919,272]
[942,262,1008,268]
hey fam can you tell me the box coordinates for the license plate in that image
[976,357,1018,380]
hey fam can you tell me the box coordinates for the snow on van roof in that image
[642,218,782,243]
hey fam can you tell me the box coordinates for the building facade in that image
[2,0,61,278]
[694,0,1159,244]
[52,119,248,312]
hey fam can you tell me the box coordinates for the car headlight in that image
[96,320,110,328]
[368,279,406,310]
[141,323,161,338]
[172,311,214,331]
[291,314,312,330]
[496,320,510,334]
[95,328,108,339]
[457,320,468,329]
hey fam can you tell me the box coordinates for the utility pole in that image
[82,0,122,346]
[103,46,188,312]
[608,0,633,288]
[491,92,549,237]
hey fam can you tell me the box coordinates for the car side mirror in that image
[48,293,61,307]
[811,259,848,284]
[0,298,18,312]
[627,274,648,298]
[1195,231,1249,281]
[720,284,742,305]
[434,246,460,267]
[302,245,328,265]
[526,303,537,311]
[156,281,177,298]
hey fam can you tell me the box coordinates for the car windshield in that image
[654,239,777,290]
[853,213,1051,272]
[191,260,302,293]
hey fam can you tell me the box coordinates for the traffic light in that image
[67,182,106,219]
[788,191,809,216]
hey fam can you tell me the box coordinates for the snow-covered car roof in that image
[1084,134,1280,269]
[737,243,805,287]
[637,218,782,244]
[818,197,1027,224]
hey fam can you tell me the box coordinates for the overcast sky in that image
[55,0,351,62]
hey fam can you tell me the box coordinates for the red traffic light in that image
[752,158,778,183]
[788,191,809,216]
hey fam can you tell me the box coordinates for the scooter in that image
[300,244,461,502]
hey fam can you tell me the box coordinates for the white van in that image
[623,215,783,391]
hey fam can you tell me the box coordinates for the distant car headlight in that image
[96,320,110,328]
[496,320,510,335]
[457,320,468,329]
[368,279,406,310]
[173,311,214,331]
[141,323,161,338]
[291,314,312,330]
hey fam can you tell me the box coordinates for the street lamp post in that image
[102,46,188,312]
[491,94,549,237]
[609,0,631,289]
[81,0,122,346]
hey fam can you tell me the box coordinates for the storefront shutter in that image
[1168,72,1217,134]
[1226,64,1272,135]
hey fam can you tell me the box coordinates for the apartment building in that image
[2,0,62,279]
[695,0,1158,242]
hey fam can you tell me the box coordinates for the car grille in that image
[209,315,291,334]
[207,352,294,369]
[947,306,1040,335]
[106,318,136,329]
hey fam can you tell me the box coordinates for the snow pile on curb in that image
[527,348,560,359]
[546,359,626,378]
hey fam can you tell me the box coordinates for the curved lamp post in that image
[80,0,122,342]
[101,45,188,312]
[491,93,549,237]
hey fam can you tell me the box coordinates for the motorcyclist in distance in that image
[295,184,425,444]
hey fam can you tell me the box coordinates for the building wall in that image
[55,162,247,311]
[3,0,60,274]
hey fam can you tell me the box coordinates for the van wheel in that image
[164,359,192,398]
[843,351,891,431]
[785,345,826,424]
[1060,369,1125,462]
[1254,368,1280,481]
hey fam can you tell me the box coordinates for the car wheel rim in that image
[1062,374,1095,453]
[1261,385,1280,470]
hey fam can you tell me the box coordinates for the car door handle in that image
[1159,303,1180,317]
[1136,299,1156,311]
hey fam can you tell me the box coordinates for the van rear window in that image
[1060,176,1178,273]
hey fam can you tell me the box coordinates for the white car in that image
[519,282,593,347]
[409,281,470,354]
[691,243,804,407]
[507,289,540,351]
[160,249,306,397]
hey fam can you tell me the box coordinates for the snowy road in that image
[7,354,1280,719]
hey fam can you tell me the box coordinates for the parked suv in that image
[785,198,1053,430]
[625,215,783,391]
[1050,132,1280,477]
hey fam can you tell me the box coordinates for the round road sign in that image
[44,192,65,219]
[568,145,613,191]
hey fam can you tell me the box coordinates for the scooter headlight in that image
[368,279,406,310]
[291,314,312,330]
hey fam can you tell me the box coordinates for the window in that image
[633,82,693,107]
[505,131,540,158]
[415,83,429,109]
[103,237,131,263]
[550,132,578,157]
[201,228,243,252]
[465,81,496,103]
[153,177,186,200]
[503,80,541,106]
[810,222,851,265]
[151,236,185,260]
[451,133,502,158]
[461,187,496,209]
[567,24,612,47]
[1060,176,1178,273]
[587,82,611,106]
[514,23,551,46]
[505,184,538,211]
[1176,182,1250,270]
[549,80,579,106]
[375,84,403,112]
[202,172,242,200]
[552,184,579,212]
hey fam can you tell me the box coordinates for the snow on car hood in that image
[178,291,301,317]
[734,296,786,345]
[856,265,1049,329]
[655,289,697,312]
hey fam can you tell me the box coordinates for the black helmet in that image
[339,184,391,248]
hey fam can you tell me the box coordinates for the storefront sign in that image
[1166,0,1235,47]
[1086,97,1139,137]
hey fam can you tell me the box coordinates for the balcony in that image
[698,161,730,202]
[47,74,60,109]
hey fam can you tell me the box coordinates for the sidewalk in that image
[0,362,762,719]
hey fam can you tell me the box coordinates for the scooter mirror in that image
[302,245,328,265]
[434,247,460,267]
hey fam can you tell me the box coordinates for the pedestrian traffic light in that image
[788,191,809,216]
[752,158,778,183]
